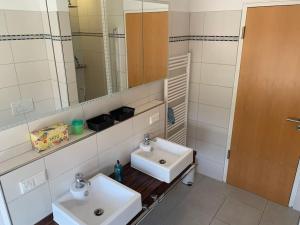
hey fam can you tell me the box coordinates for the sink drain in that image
[94,208,104,216]
[159,159,166,165]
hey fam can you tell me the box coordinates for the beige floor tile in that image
[216,198,262,225]
[228,187,267,211]
[211,219,230,225]
[259,202,300,225]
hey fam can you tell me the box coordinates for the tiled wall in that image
[0,103,165,225]
[187,11,241,181]
[0,9,60,128]
[69,0,108,101]
[0,79,163,163]
[0,0,189,169]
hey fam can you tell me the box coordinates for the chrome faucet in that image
[75,173,91,189]
[143,133,151,146]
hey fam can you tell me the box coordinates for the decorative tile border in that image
[72,32,103,38]
[0,34,72,41]
[169,35,239,42]
[109,33,125,39]
[0,34,238,42]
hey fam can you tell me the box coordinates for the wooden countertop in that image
[36,151,196,225]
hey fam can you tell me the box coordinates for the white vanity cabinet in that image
[0,159,51,225]
[0,135,98,225]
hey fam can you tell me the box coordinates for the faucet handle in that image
[144,133,150,140]
[75,173,84,180]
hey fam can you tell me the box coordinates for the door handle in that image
[286,118,300,123]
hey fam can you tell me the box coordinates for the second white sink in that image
[131,138,193,183]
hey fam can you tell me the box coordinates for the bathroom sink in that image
[52,174,142,225]
[131,138,193,183]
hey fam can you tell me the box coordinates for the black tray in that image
[86,114,115,132]
[110,106,135,122]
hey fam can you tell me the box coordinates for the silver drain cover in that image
[159,159,166,165]
[94,208,104,216]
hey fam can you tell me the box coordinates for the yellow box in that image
[30,123,69,152]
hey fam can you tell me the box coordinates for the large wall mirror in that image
[0,0,168,130]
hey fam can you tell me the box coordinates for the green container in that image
[71,119,84,135]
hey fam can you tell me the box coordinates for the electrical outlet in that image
[11,98,34,115]
[149,113,160,125]
[19,178,36,194]
[19,171,47,195]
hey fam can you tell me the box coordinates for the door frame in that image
[223,0,300,207]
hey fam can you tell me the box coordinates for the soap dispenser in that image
[114,160,124,183]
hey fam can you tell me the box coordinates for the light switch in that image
[19,171,47,195]
[149,112,160,125]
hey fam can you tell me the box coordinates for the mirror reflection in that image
[0,0,168,129]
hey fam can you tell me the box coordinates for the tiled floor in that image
[138,174,300,225]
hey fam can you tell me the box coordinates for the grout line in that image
[258,200,268,225]
[209,194,228,225]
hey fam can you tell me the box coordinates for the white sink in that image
[131,138,193,183]
[52,174,142,225]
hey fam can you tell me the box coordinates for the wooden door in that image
[126,13,143,88]
[227,5,300,205]
[143,12,168,84]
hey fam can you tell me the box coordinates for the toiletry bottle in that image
[114,160,123,183]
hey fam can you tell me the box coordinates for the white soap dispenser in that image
[70,173,90,200]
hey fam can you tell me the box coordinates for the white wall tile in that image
[201,63,235,87]
[197,104,230,128]
[0,86,20,110]
[0,142,32,163]
[204,11,241,36]
[0,124,29,152]
[199,84,232,108]
[188,101,198,121]
[189,41,202,62]
[19,80,53,102]
[190,12,204,35]
[202,41,238,65]
[195,139,226,164]
[132,105,164,136]
[196,156,224,181]
[48,168,74,201]
[190,62,201,83]
[11,40,48,63]
[98,135,138,175]
[171,12,190,36]
[196,122,228,147]
[53,41,64,63]
[58,12,72,36]
[82,94,122,120]
[97,119,133,152]
[62,41,75,63]
[68,82,79,104]
[8,183,52,225]
[189,83,199,102]
[0,10,8,35]
[65,62,76,83]
[0,159,46,202]
[27,104,83,131]
[45,135,97,180]
[74,156,99,178]
[169,42,189,57]
[5,10,44,35]
[0,64,18,88]
[15,60,51,84]
[27,98,57,118]
[0,42,13,64]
